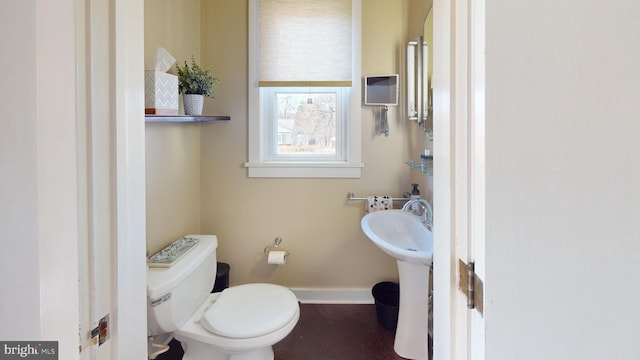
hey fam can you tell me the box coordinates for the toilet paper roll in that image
[267,250,287,265]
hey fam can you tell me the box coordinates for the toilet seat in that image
[174,287,300,353]
[201,283,299,338]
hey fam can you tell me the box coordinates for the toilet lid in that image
[200,283,299,338]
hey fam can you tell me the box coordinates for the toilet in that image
[147,234,300,360]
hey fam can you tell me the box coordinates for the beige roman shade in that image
[258,0,352,87]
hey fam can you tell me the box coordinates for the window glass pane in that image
[275,92,337,156]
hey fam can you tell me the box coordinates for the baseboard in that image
[291,288,374,304]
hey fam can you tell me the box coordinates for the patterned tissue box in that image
[145,70,179,115]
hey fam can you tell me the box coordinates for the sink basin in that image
[361,210,433,265]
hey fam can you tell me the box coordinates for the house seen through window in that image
[276,92,337,155]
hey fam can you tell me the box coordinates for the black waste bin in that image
[212,262,230,293]
[372,281,400,331]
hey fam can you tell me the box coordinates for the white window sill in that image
[244,161,363,178]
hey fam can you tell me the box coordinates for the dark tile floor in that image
[156,303,430,360]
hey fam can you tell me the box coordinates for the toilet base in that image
[177,336,274,360]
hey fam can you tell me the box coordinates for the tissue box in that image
[145,71,179,115]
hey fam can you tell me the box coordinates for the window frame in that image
[245,0,362,178]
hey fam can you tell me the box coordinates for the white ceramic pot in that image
[183,94,204,115]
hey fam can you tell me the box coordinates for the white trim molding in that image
[291,288,375,304]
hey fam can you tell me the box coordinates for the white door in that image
[76,0,148,359]
[463,0,486,358]
[433,0,485,358]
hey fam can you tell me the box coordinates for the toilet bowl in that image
[147,235,299,360]
[176,287,300,359]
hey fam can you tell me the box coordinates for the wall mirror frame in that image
[407,37,427,123]
[407,5,433,137]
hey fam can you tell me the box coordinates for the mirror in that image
[407,4,433,136]
[424,5,433,136]
[406,37,427,123]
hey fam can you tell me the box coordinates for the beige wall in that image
[144,0,202,117]
[145,124,202,254]
[145,0,203,254]
[144,0,201,70]
[146,0,432,288]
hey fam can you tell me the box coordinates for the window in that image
[245,0,362,178]
[263,87,348,161]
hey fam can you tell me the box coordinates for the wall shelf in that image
[145,115,230,123]
[406,160,433,176]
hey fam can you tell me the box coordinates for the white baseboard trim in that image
[291,288,374,304]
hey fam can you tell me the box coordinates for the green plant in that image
[176,56,219,98]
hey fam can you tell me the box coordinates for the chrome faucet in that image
[401,198,433,230]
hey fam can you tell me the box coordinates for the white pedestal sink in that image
[361,210,433,360]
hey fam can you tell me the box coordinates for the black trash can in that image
[212,262,230,293]
[372,281,400,331]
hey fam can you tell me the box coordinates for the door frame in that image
[76,0,147,358]
[112,0,147,359]
[109,0,490,358]
[432,0,486,359]
[432,0,454,357]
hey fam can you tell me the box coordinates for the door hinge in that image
[458,259,484,316]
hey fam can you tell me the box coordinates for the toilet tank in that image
[147,234,218,335]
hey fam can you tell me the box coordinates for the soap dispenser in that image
[410,184,421,214]
[410,184,421,199]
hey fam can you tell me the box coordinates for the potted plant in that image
[176,56,219,115]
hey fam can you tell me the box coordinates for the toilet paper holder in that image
[264,236,290,257]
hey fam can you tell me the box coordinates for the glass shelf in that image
[406,160,433,176]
